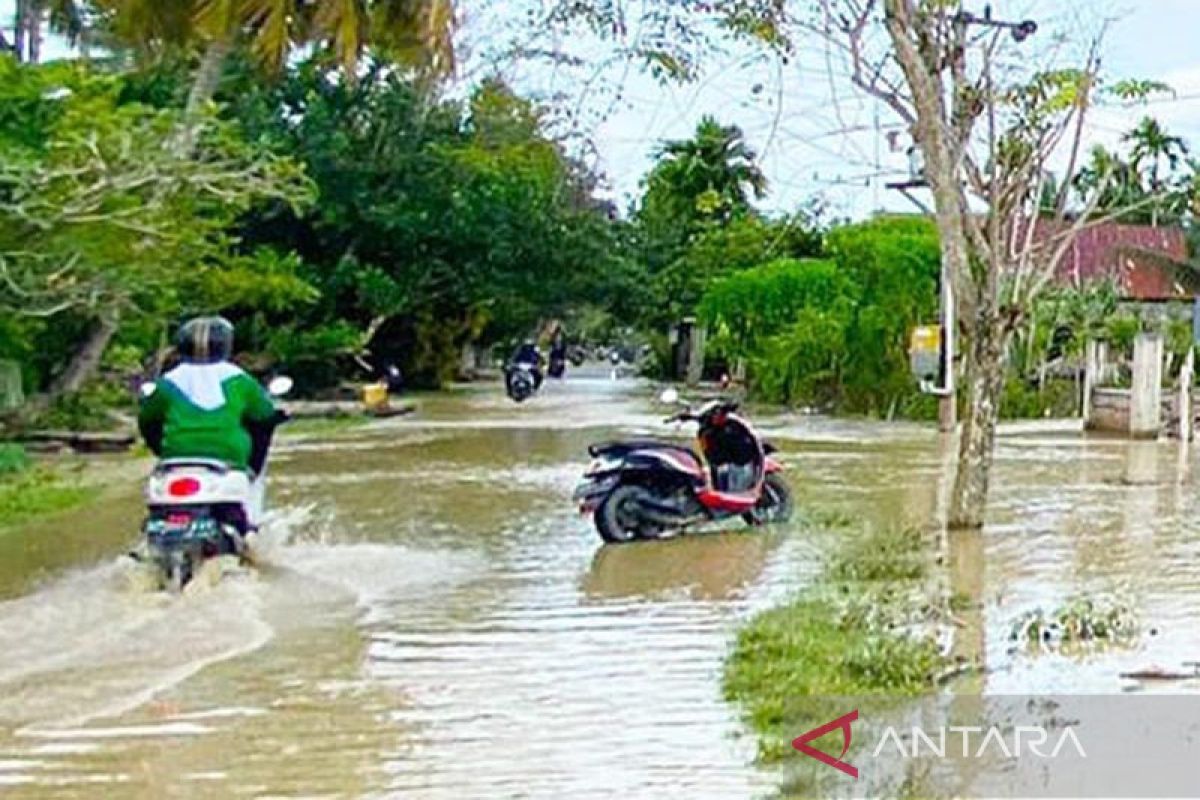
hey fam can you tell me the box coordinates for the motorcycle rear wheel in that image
[595,485,653,544]
[164,553,193,594]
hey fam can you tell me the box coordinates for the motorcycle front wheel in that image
[745,473,794,526]
[595,485,656,544]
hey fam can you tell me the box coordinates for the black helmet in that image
[175,316,234,363]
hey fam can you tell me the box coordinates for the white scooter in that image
[134,375,293,593]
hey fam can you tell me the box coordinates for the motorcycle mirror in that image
[659,388,680,405]
[138,381,157,398]
[267,375,294,397]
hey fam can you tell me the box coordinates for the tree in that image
[651,116,767,220]
[229,62,633,388]
[637,117,767,261]
[93,0,456,151]
[1073,145,1146,220]
[798,2,1166,527]
[1123,117,1188,226]
[0,58,312,403]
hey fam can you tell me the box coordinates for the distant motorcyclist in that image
[137,316,282,527]
[510,339,544,389]
[548,329,568,379]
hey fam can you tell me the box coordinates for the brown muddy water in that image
[0,372,1198,798]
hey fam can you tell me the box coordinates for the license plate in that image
[164,513,193,531]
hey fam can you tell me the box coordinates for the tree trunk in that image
[175,36,233,156]
[13,0,27,62]
[44,313,120,401]
[25,0,41,64]
[949,312,1010,529]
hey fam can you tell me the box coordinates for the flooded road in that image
[2,373,1200,797]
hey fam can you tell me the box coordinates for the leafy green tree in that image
[0,57,313,403]
[230,63,633,388]
[825,216,939,413]
[93,0,456,151]
[636,117,767,274]
[651,212,823,329]
[700,257,857,406]
[1124,117,1189,226]
[697,217,939,414]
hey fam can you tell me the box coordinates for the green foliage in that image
[699,217,940,414]
[0,57,315,398]
[826,217,940,411]
[828,526,927,582]
[230,64,633,387]
[651,212,823,328]
[635,116,770,284]
[0,444,93,531]
[0,444,30,476]
[25,385,128,432]
[1000,377,1079,420]
[702,257,854,357]
[1106,312,1141,355]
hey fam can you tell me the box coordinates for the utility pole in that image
[888,4,1036,435]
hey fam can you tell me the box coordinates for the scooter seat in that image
[154,458,232,474]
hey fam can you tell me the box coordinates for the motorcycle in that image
[548,351,567,379]
[573,388,793,543]
[505,362,541,403]
[134,375,293,593]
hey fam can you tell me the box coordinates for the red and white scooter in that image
[574,389,793,543]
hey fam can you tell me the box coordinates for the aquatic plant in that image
[1009,596,1138,649]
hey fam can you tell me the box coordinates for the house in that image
[1053,222,1195,301]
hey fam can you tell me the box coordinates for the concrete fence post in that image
[1082,339,1100,426]
[1130,333,1164,439]
[1180,346,1195,442]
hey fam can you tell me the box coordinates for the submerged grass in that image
[723,522,951,762]
[0,447,94,533]
[282,415,373,438]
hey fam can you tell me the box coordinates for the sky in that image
[8,1,1200,221]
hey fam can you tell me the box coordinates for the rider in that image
[549,328,568,373]
[510,339,544,389]
[137,316,281,527]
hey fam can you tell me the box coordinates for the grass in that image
[723,523,950,763]
[0,444,96,533]
[282,415,372,437]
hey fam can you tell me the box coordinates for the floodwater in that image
[1,370,1199,798]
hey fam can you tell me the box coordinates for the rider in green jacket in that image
[138,317,279,524]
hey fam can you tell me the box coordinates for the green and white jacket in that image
[138,362,277,471]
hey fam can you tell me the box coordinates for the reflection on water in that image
[583,532,773,603]
[2,371,1200,797]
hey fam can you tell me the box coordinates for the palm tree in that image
[1072,145,1148,223]
[9,0,90,63]
[94,0,456,151]
[651,116,767,222]
[1124,117,1188,226]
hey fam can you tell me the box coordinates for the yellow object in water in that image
[362,382,389,410]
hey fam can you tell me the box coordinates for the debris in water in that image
[1119,664,1200,681]
[1009,596,1137,649]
